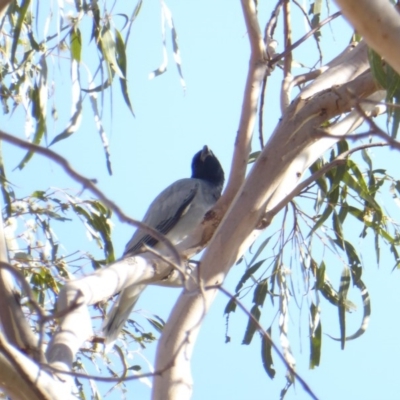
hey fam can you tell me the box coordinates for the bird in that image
[102,145,224,344]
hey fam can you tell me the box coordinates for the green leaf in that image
[248,236,272,268]
[309,158,328,196]
[343,240,361,268]
[11,0,31,64]
[128,365,141,371]
[100,27,125,79]
[368,48,387,89]
[49,99,82,146]
[309,303,322,369]
[70,27,82,62]
[390,243,400,270]
[338,267,351,349]
[224,297,237,314]
[253,278,269,307]
[332,211,344,250]
[315,260,326,290]
[347,205,364,222]
[336,139,349,155]
[235,259,266,292]
[248,151,261,164]
[261,327,275,379]
[342,170,381,212]
[338,201,348,224]
[242,305,261,345]
[374,229,380,264]
[390,96,400,138]
[81,79,112,93]
[361,149,373,170]
[386,61,400,100]
[146,317,164,333]
[115,28,134,116]
[87,88,112,175]
[309,186,339,236]
[31,190,46,199]
[329,275,371,342]
[18,80,47,169]
[347,160,369,193]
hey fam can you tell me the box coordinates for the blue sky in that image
[3,1,400,399]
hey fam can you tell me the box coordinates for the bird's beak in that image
[200,145,212,162]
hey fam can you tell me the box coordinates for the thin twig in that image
[270,11,341,66]
[0,332,48,400]
[42,358,175,383]
[282,0,292,78]
[292,0,323,64]
[264,1,282,41]
[259,1,283,149]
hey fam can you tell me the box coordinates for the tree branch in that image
[0,212,43,361]
[335,0,400,75]
[152,39,380,400]
[222,0,267,204]
[0,331,71,400]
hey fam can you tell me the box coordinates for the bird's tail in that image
[102,284,145,345]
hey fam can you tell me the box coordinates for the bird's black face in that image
[191,146,225,187]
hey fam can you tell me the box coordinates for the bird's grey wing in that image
[124,179,199,255]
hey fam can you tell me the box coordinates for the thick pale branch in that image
[152,2,268,398]
[0,332,72,400]
[46,254,190,373]
[299,41,369,100]
[0,212,42,361]
[0,0,11,18]
[335,0,400,76]
[153,67,379,399]
[223,0,267,204]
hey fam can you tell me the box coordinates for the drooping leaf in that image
[248,151,261,164]
[17,74,47,169]
[368,48,387,89]
[224,296,237,314]
[332,211,344,250]
[11,0,31,64]
[329,277,371,342]
[100,27,125,79]
[261,327,276,379]
[309,185,339,236]
[87,83,112,175]
[309,303,322,369]
[338,267,351,349]
[242,305,261,345]
[115,28,134,116]
[235,259,266,292]
[149,1,186,89]
[278,270,295,379]
[248,236,272,268]
[70,27,82,62]
[361,148,373,170]
[253,278,269,307]
[49,58,82,146]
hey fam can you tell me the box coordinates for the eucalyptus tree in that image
[0,0,399,399]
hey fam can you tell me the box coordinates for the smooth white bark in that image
[336,0,400,75]
[152,42,379,400]
[1,1,395,399]
[0,332,74,400]
[46,254,191,374]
